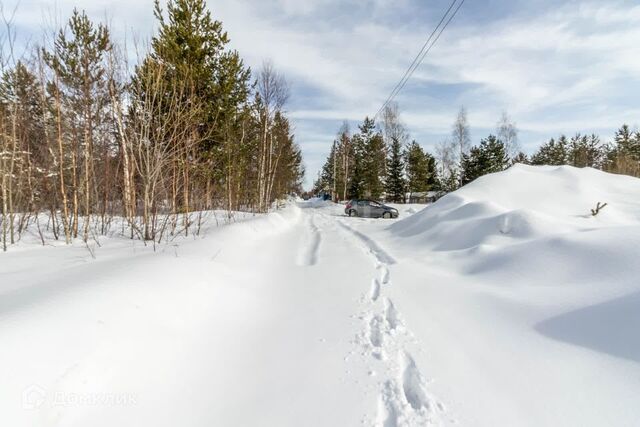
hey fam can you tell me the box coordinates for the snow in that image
[2,164,640,426]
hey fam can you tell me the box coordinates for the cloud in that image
[5,0,640,188]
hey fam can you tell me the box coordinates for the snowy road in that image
[0,203,445,427]
[3,166,640,427]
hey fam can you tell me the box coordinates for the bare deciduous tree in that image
[497,111,519,159]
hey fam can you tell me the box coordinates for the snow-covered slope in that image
[370,165,640,426]
[392,164,640,250]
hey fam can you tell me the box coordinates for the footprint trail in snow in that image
[338,218,447,426]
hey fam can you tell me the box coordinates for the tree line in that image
[314,104,640,202]
[0,0,304,250]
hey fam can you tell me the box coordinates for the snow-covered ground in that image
[2,165,640,426]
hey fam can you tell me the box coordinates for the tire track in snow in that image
[296,214,321,266]
[338,218,446,426]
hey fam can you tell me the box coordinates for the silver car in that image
[345,199,399,218]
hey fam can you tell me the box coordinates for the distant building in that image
[407,191,442,204]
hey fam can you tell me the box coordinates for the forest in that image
[0,0,305,250]
[314,104,640,202]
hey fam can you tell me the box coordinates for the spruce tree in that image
[405,141,432,194]
[614,124,640,160]
[348,132,366,199]
[385,136,406,203]
[425,152,439,190]
[319,142,337,194]
[461,135,508,185]
[512,151,529,165]
[530,136,568,165]
[360,117,385,199]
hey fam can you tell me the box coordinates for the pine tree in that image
[135,0,250,162]
[385,136,405,203]
[42,8,112,240]
[461,135,509,185]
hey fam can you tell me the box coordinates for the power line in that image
[374,0,458,120]
[373,0,465,121]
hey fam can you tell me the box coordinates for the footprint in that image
[377,265,390,285]
[383,298,402,330]
[369,315,385,348]
[370,278,381,301]
[376,381,400,427]
[400,352,430,411]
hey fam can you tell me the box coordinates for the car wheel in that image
[349,210,357,217]
[383,212,391,219]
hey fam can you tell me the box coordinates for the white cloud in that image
[5,0,640,187]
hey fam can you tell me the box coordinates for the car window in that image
[357,200,366,206]
[369,201,381,207]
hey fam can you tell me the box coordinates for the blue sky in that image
[4,0,640,188]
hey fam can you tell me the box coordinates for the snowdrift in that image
[391,164,640,358]
[391,164,640,253]
[381,165,640,425]
[393,165,640,305]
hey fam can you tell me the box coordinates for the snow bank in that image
[375,165,640,425]
[391,164,640,252]
[389,164,640,314]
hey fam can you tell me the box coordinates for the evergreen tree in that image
[405,141,437,194]
[385,136,405,202]
[135,0,250,163]
[530,136,568,165]
[0,62,46,162]
[440,168,459,193]
[318,141,337,194]
[425,151,439,189]
[568,133,606,168]
[614,124,633,154]
[606,124,640,176]
[461,135,509,185]
[42,8,112,239]
[512,151,529,165]
[348,132,366,199]
[614,124,640,160]
[360,117,386,199]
